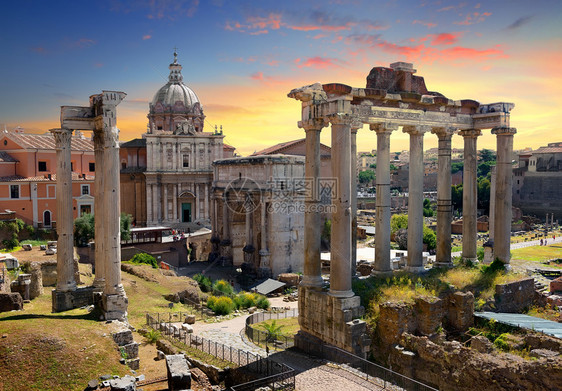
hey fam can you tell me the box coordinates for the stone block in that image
[103,293,128,321]
[415,297,443,336]
[166,354,191,391]
[378,302,416,346]
[446,291,474,331]
[470,335,493,353]
[126,358,140,370]
[40,261,57,287]
[113,330,134,346]
[181,323,193,333]
[278,273,301,287]
[357,263,372,276]
[45,248,57,255]
[495,278,535,313]
[52,286,95,312]
[29,262,43,299]
[22,244,32,251]
[109,375,136,391]
[550,277,562,293]
[547,294,562,307]
[0,292,23,312]
[121,342,139,359]
[86,378,99,390]
[184,314,196,324]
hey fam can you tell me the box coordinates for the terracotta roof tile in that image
[6,132,93,151]
[0,151,18,163]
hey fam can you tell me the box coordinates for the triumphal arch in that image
[289,62,515,356]
[51,91,128,321]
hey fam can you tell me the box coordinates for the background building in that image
[513,142,562,218]
[0,128,95,227]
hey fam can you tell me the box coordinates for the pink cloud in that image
[454,11,492,25]
[431,32,462,45]
[441,45,506,60]
[413,20,437,28]
[247,13,282,30]
[142,34,152,40]
[296,56,342,69]
[250,30,268,35]
[251,72,264,80]
[438,2,467,12]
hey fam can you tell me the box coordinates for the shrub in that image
[0,218,25,250]
[493,333,511,351]
[213,279,234,296]
[144,329,161,344]
[193,273,212,292]
[130,253,158,268]
[207,295,235,315]
[234,292,258,309]
[256,296,270,310]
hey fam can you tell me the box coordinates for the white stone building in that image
[144,52,232,228]
[211,155,306,277]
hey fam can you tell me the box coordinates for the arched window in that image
[44,210,51,227]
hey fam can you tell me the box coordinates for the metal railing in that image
[245,309,298,350]
[298,338,439,391]
[146,313,295,390]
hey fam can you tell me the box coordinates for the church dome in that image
[150,50,200,109]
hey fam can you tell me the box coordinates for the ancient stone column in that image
[403,125,427,272]
[489,165,496,241]
[301,119,325,289]
[51,128,76,293]
[328,114,354,297]
[163,184,168,222]
[222,194,230,240]
[92,130,105,289]
[492,127,517,265]
[146,183,153,226]
[98,92,128,320]
[350,123,361,278]
[371,123,397,274]
[172,184,178,221]
[259,193,270,270]
[432,127,455,266]
[459,129,481,262]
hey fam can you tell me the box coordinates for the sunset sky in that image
[1,0,561,156]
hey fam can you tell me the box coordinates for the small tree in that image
[358,169,375,184]
[0,218,25,250]
[120,213,133,241]
[260,320,285,342]
[74,213,95,246]
[390,214,408,236]
[423,225,436,251]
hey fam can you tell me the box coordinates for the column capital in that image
[431,126,456,139]
[327,113,355,125]
[491,126,517,136]
[92,129,104,151]
[403,124,430,135]
[370,123,399,133]
[351,118,364,132]
[299,118,327,131]
[50,128,73,149]
[458,128,482,138]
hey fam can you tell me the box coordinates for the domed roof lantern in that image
[168,47,183,83]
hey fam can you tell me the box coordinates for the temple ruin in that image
[289,62,516,356]
[51,91,128,321]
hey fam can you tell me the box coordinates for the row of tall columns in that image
[460,129,482,262]
[404,126,427,271]
[301,119,325,289]
[147,182,213,224]
[51,128,77,293]
[493,127,517,264]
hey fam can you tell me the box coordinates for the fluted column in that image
[92,130,105,289]
[103,124,125,298]
[51,128,76,292]
[259,193,270,269]
[492,127,517,265]
[222,194,230,239]
[300,119,326,289]
[328,114,354,297]
[371,123,397,273]
[403,125,427,272]
[350,123,361,278]
[172,184,178,221]
[432,127,455,266]
[146,183,153,225]
[459,129,481,262]
[163,184,168,222]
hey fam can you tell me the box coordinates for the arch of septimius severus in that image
[289,62,515,356]
[51,91,128,321]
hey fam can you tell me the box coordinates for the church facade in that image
[143,52,233,228]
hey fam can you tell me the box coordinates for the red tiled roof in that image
[251,139,305,156]
[223,143,236,151]
[0,151,18,163]
[0,173,94,182]
[532,146,562,154]
[4,132,93,151]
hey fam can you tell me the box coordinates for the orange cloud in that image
[296,57,343,69]
[431,32,462,45]
[441,45,506,60]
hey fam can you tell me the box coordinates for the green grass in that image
[511,243,562,265]
[20,239,49,246]
[253,317,300,337]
